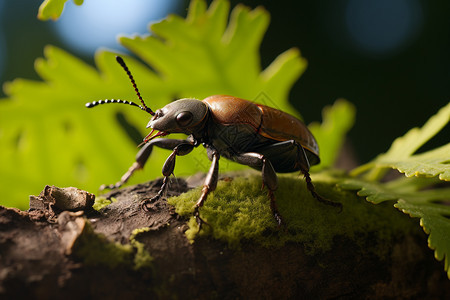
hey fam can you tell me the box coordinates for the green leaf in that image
[395,200,450,278]
[341,102,450,278]
[389,144,450,179]
[341,101,450,279]
[341,176,450,278]
[340,177,450,204]
[309,99,356,170]
[352,102,450,181]
[0,47,157,209]
[38,0,84,21]
[1,0,311,209]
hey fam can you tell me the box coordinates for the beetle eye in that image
[176,111,193,126]
[153,109,163,119]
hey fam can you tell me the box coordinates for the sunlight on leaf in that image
[390,144,450,180]
[38,0,84,21]
[1,0,314,209]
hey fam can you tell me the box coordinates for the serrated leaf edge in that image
[395,200,450,279]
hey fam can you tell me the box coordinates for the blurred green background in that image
[1,0,448,163]
[0,0,449,204]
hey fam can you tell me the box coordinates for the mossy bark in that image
[0,177,449,299]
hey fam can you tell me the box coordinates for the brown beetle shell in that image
[202,95,319,164]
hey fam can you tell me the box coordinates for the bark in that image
[0,178,449,299]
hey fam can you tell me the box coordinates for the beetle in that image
[86,56,341,227]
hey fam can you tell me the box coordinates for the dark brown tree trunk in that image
[1,178,449,299]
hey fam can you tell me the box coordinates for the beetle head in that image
[147,99,208,135]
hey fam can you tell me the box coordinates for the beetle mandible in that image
[86,56,341,227]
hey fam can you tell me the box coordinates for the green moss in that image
[73,221,135,268]
[130,228,154,270]
[73,221,153,270]
[92,196,117,211]
[168,171,415,256]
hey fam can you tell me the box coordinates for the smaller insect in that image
[86,56,341,227]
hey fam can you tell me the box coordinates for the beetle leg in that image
[100,138,193,190]
[194,148,220,229]
[231,152,283,226]
[141,142,195,211]
[297,144,343,211]
[262,160,284,226]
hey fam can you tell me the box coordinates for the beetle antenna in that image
[115,56,155,116]
[85,99,150,111]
